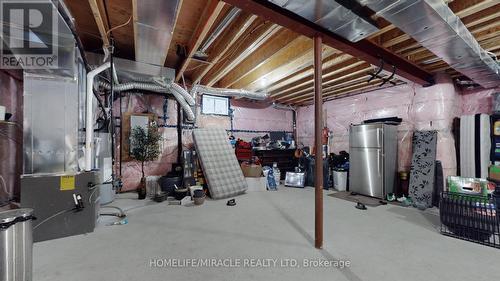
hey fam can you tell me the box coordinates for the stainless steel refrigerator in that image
[349,124,398,198]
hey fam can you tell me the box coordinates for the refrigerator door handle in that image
[377,152,382,177]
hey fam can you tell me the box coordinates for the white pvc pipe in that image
[85,62,111,171]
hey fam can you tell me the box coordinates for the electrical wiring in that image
[106,16,132,37]
[100,205,126,218]
[33,209,75,230]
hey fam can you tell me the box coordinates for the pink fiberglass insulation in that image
[0,70,23,201]
[0,70,23,123]
[297,74,461,183]
[117,94,293,191]
[461,87,500,115]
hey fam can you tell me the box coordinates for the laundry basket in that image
[440,191,500,248]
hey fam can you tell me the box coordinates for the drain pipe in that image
[86,62,111,171]
[273,102,297,141]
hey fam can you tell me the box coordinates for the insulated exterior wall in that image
[0,70,23,203]
[117,95,293,191]
[461,88,500,115]
[297,74,461,182]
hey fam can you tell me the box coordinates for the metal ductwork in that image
[97,80,196,122]
[191,85,269,100]
[267,0,379,42]
[195,7,241,59]
[358,0,500,89]
[86,52,175,83]
[133,0,181,65]
[272,102,296,112]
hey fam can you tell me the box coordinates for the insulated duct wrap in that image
[358,0,500,89]
[98,80,195,121]
[191,85,269,100]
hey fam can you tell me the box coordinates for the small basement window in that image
[201,94,230,116]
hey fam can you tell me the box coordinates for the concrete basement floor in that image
[33,186,500,281]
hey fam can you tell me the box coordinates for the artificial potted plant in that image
[130,123,162,199]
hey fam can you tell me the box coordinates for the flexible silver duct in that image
[272,102,297,112]
[191,85,269,100]
[152,78,196,106]
[98,80,195,122]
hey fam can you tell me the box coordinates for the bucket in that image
[333,170,347,191]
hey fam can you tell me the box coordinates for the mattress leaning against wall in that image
[193,128,247,199]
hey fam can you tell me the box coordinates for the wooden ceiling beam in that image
[234,38,315,90]
[216,29,300,88]
[268,53,352,94]
[88,0,110,48]
[202,23,280,86]
[231,39,337,90]
[271,57,363,97]
[223,0,433,85]
[190,13,259,84]
[451,0,498,18]
[293,79,386,104]
[274,64,371,101]
[283,68,373,103]
[275,70,371,103]
[175,0,226,82]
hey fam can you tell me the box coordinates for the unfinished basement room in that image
[1,0,500,280]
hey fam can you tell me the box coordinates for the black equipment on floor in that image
[440,191,499,249]
[305,157,331,189]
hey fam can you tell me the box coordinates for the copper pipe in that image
[314,35,323,249]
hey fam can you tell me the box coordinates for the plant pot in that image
[138,178,147,200]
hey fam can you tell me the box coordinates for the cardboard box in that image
[489,165,500,182]
[448,176,493,196]
[245,177,267,192]
[240,163,263,177]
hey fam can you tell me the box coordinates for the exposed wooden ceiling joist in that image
[202,23,280,86]
[88,0,110,47]
[175,0,226,82]
[273,63,371,102]
[216,28,301,88]
[190,13,259,85]
[271,56,364,98]
[267,53,353,94]
[68,0,499,105]
[222,0,434,85]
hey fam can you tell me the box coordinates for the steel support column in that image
[314,35,323,249]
